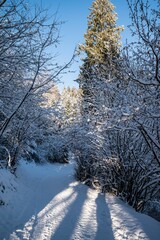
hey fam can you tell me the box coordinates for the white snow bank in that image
[0,160,160,240]
[0,167,17,205]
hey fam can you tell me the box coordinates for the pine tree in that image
[79,0,123,66]
[78,0,123,119]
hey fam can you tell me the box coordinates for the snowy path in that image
[0,161,160,240]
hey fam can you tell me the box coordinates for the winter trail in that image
[0,161,160,240]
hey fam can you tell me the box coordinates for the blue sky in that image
[31,0,131,89]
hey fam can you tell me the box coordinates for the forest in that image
[0,0,160,228]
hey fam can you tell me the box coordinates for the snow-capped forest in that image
[0,0,160,239]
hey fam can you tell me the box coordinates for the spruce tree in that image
[80,0,123,66]
[78,0,123,120]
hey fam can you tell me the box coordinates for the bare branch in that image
[0,0,7,7]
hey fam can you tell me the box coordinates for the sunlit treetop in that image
[80,0,124,65]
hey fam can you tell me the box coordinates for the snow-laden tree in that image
[60,87,82,125]
[116,0,160,213]
[79,0,123,65]
[0,0,74,167]
[78,0,124,120]
[75,0,160,214]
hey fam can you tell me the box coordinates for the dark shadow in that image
[95,193,114,240]
[51,184,88,240]
[1,164,74,240]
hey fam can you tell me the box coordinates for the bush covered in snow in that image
[75,139,160,214]
[74,0,160,220]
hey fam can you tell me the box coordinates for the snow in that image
[0,161,160,240]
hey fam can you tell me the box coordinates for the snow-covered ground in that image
[0,161,160,240]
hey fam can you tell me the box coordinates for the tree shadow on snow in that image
[2,165,75,240]
[95,193,114,240]
[51,184,88,240]
[51,189,115,240]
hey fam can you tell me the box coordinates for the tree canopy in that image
[80,0,124,65]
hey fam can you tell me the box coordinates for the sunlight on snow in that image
[107,198,149,240]
[10,187,77,240]
[71,188,98,239]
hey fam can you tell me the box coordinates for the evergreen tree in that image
[60,87,82,124]
[78,0,123,119]
[80,0,123,66]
